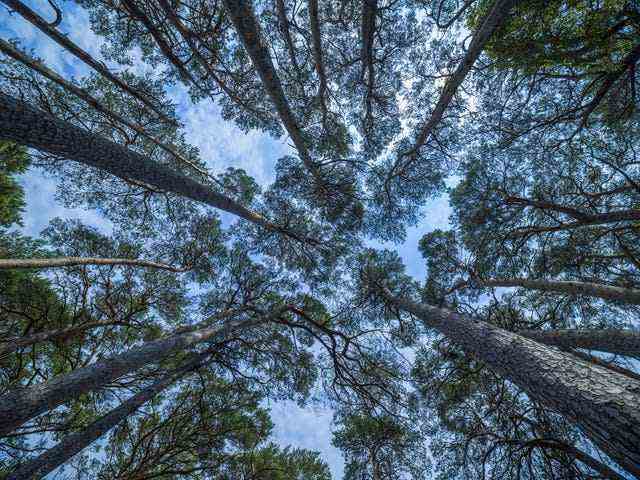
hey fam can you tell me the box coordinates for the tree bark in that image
[0,93,288,234]
[0,256,186,272]
[360,0,377,130]
[519,329,640,359]
[382,289,640,477]
[0,317,259,436]
[6,351,209,480]
[401,0,518,158]
[0,0,178,127]
[479,277,640,304]
[221,0,327,190]
[308,0,329,126]
[508,209,640,237]
[0,38,208,179]
[0,320,135,357]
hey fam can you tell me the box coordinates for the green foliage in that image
[0,141,29,227]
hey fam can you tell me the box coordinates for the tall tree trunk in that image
[360,0,377,131]
[308,0,329,127]
[0,317,259,436]
[508,209,640,237]
[480,277,640,304]
[381,289,640,477]
[0,320,135,357]
[519,329,640,359]
[0,256,185,272]
[399,0,518,159]
[6,351,209,480]
[0,0,177,127]
[221,0,327,191]
[0,93,292,236]
[275,0,303,77]
[0,39,208,179]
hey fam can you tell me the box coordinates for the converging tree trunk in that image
[402,0,519,158]
[0,256,186,272]
[0,39,207,178]
[0,317,259,436]
[519,329,640,359]
[0,320,137,357]
[0,93,291,235]
[0,0,177,127]
[221,0,327,190]
[480,277,640,304]
[381,289,640,477]
[6,351,210,480]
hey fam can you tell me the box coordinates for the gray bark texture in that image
[0,317,257,436]
[0,256,185,272]
[0,93,279,231]
[0,38,206,178]
[519,329,640,360]
[6,352,209,480]
[481,278,640,304]
[404,0,518,157]
[221,0,326,190]
[383,290,640,477]
[0,0,178,127]
[0,320,134,357]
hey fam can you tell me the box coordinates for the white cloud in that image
[268,400,344,479]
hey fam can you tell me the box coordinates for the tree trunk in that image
[360,0,377,129]
[480,277,640,304]
[0,317,258,436]
[308,0,329,126]
[0,256,185,272]
[0,39,208,179]
[221,0,327,190]
[519,329,640,359]
[568,350,640,383]
[6,351,209,480]
[0,93,286,234]
[0,320,134,357]
[401,0,518,158]
[0,0,177,127]
[509,209,640,237]
[382,290,640,477]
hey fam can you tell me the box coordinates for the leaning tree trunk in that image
[402,0,519,157]
[221,0,327,191]
[481,277,640,304]
[519,329,640,359]
[0,0,177,127]
[0,256,185,272]
[0,317,259,436]
[0,320,135,357]
[382,290,640,477]
[0,93,288,235]
[6,351,209,480]
[0,38,207,179]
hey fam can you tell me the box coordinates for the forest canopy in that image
[0,0,639,478]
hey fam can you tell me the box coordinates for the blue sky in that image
[1,1,452,476]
